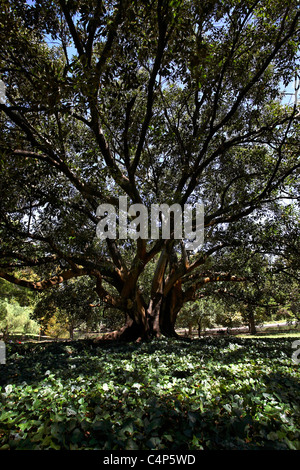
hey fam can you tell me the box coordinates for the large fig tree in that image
[0,0,299,340]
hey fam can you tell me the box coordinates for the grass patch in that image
[238,332,300,339]
[0,336,300,450]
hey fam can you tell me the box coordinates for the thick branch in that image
[183,273,247,303]
[0,251,58,269]
[4,147,118,206]
[179,10,300,203]
[150,245,169,296]
[130,0,169,175]
[163,243,231,296]
[58,0,85,57]
[0,268,87,291]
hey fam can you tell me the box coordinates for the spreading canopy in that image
[0,0,299,340]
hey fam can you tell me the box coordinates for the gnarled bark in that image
[108,281,185,342]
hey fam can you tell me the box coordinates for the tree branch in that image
[179,10,300,203]
[183,273,247,302]
[58,0,85,58]
[0,251,58,269]
[0,268,87,291]
[130,0,169,175]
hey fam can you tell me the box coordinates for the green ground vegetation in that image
[0,336,299,450]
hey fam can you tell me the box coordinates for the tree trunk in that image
[197,319,202,337]
[100,246,187,342]
[106,282,184,342]
[69,324,74,340]
[117,315,148,342]
[159,280,183,338]
[248,310,257,334]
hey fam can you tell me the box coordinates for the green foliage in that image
[0,301,40,337]
[176,297,239,333]
[0,337,300,450]
[0,278,37,308]
[32,277,106,338]
[0,279,40,338]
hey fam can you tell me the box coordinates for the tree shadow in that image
[1,337,299,450]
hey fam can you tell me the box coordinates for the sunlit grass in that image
[238,332,300,339]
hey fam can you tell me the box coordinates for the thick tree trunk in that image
[117,290,149,341]
[117,315,148,342]
[108,283,184,342]
[100,246,185,342]
[159,280,183,338]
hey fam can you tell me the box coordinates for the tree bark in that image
[69,324,74,340]
[159,280,183,338]
[108,281,184,342]
[248,310,257,334]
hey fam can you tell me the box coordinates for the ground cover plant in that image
[0,336,300,450]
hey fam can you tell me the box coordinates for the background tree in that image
[176,296,243,337]
[0,0,299,341]
[32,277,103,339]
[0,278,39,340]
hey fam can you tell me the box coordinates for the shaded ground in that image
[0,336,300,450]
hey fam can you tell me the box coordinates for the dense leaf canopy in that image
[0,0,299,339]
